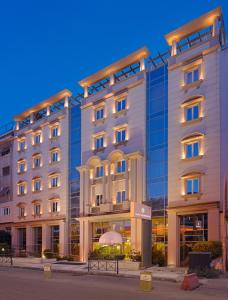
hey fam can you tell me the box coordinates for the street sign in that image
[130,203,152,220]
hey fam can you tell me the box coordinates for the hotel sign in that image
[131,202,152,220]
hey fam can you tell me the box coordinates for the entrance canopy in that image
[99,231,123,245]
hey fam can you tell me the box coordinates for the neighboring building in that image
[11,90,71,256]
[0,124,14,234]
[166,7,227,266]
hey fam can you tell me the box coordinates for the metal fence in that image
[88,259,119,274]
[0,253,13,266]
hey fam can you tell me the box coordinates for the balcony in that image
[88,201,130,216]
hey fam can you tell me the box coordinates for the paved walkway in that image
[9,257,186,282]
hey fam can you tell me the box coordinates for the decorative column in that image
[42,224,50,255]
[140,58,145,71]
[30,113,34,124]
[167,211,179,267]
[136,155,144,204]
[84,86,88,98]
[79,219,92,262]
[26,226,33,254]
[125,159,129,200]
[64,96,69,108]
[110,73,115,86]
[212,17,219,37]
[11,227,18,254]
[171,40,177,56]
[46,106,50,116]
[59,220,67,256]
[16,121,20,131]
[102,160,108,203]
[208,208,220,240]
[131,217,142,252]
[107,162,112,203]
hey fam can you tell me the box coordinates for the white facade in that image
[10,90,71,257]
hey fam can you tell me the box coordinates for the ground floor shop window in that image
[180,213,208,266]
[70,222,80,258]
[92,220,131,257]
[152,215,167,266]
[50,225,59,254]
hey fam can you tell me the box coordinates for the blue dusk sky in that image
[0,0,227,126]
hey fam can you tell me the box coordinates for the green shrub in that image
[192,241,222,259]
[152,245,166,267]
[43,249,55,259]
[129,250,141,262]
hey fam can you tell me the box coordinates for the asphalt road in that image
[0,267,228,300]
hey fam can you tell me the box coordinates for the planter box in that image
[119,260,141,271]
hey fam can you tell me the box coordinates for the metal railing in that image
[0,253,13,266]
[88,259,119,274]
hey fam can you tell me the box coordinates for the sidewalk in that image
[9,257,185,282]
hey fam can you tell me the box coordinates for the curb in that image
[10,265,183,282]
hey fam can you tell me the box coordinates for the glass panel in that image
[193,105,199,119]
[186,107,192,121]
[186,179,192,194]
[193,178,199,193]
[186,72,192,84]
[193,69,199,81]
[193,142,199,157]
[186,144,192,158]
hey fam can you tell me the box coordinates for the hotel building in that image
[0,7,227,267]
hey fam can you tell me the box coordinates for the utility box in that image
[139,271,153,292]
[189,252,211,270]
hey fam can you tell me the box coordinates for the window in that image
[96,166,104,178]
[2,166,10,176]
[50,175,60,188]
[3,207,10,216]
[34,133,41,145]
[186,178,199,195]
[19,206,25,217]
[96,194,103,206]
[95,136,104,150]
[185,104,199,122]
[33,179,41,192]
[18,139,26,151]
[51,125,60,138]
[185,142,199,158]
[116,98,126,112]
[185,68,199,85]
[18,182,27,196]
[116,191,126,203]
[52,201,59,213]
[116,128,126,143]
[117,160,126,173]
[33,155,41,168]
[18,161,26,173]
[34,204,41,216]
[1,148,10,156]
[95,107,104,120]
[51,149,60,163]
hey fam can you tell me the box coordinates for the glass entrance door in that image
[33,227,42,256]
[180,213,208,266]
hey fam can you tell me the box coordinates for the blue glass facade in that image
[146,64,168,245]
[69,103,81,255]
